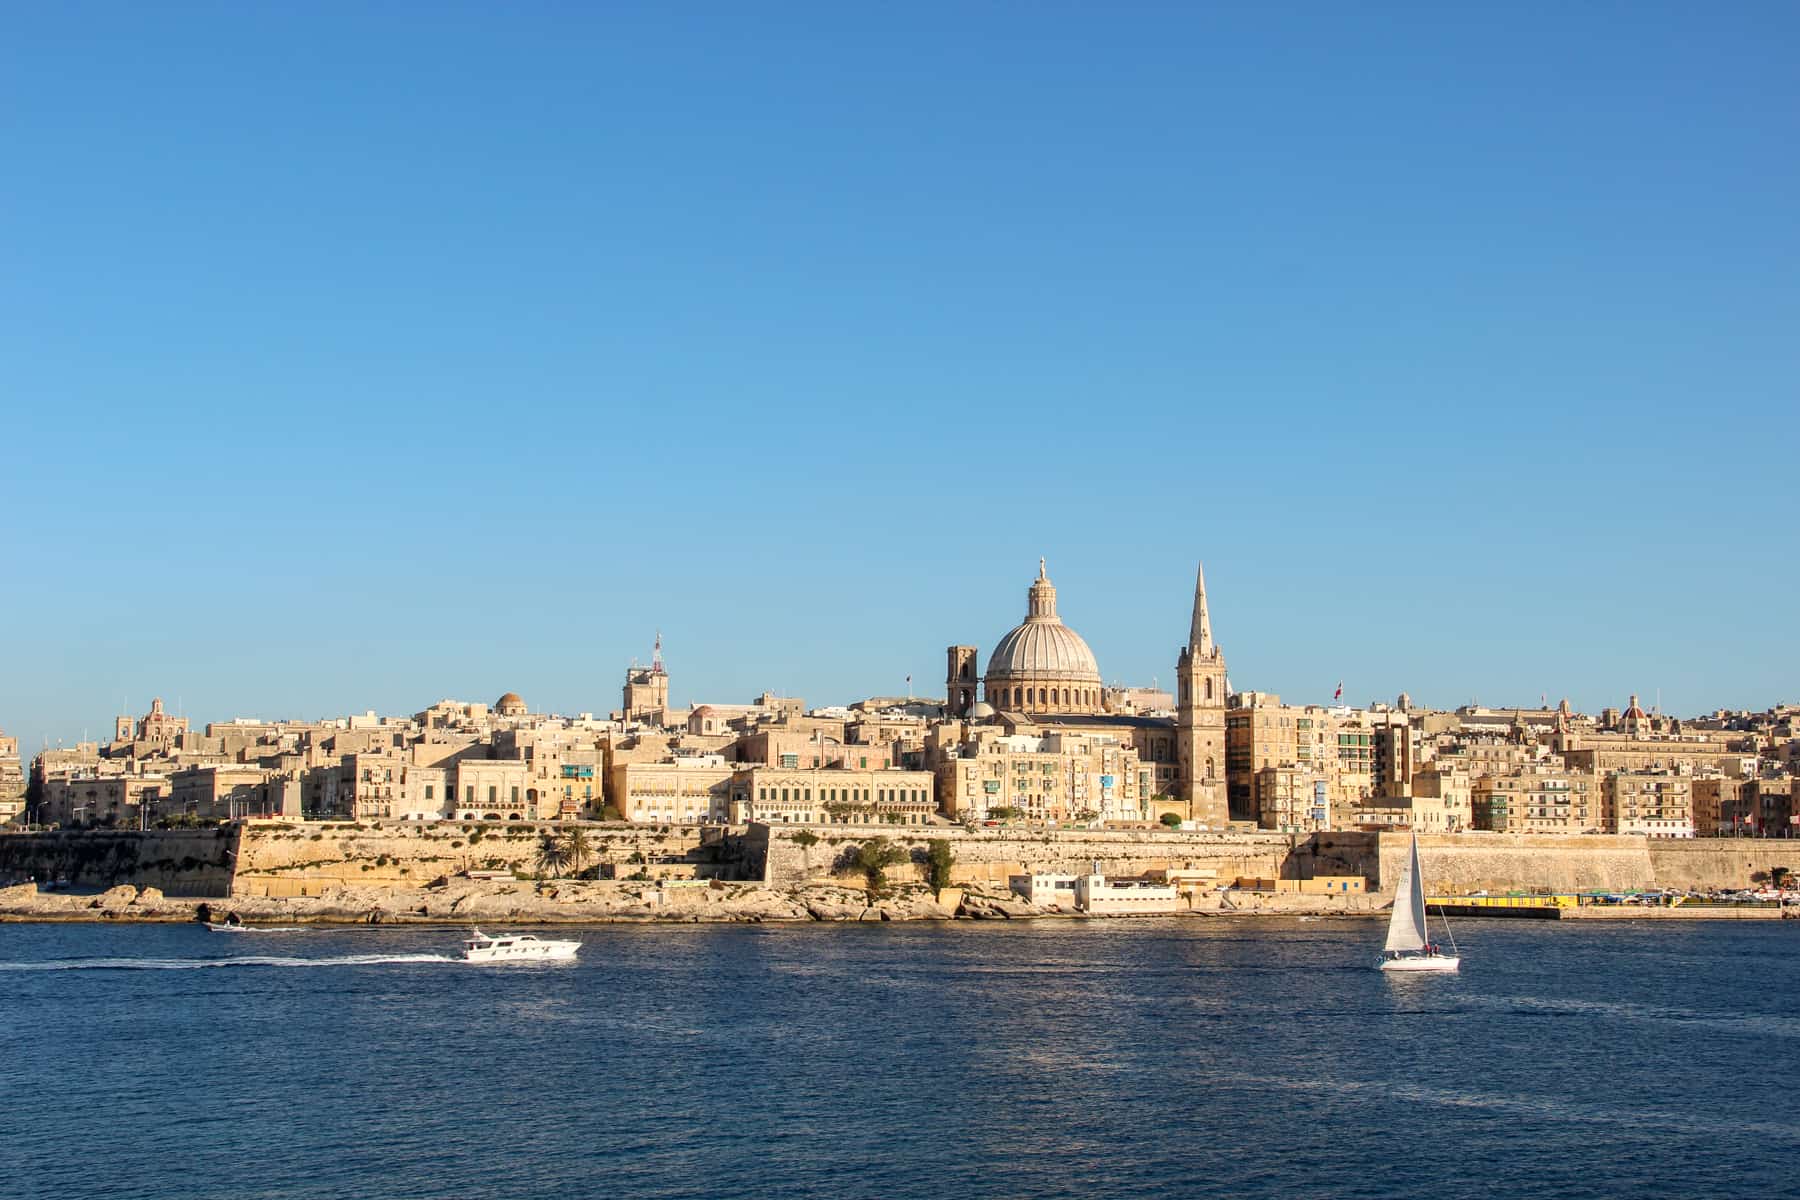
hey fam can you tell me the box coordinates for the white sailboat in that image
[1377,833,1460,973]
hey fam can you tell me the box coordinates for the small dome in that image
[968,701,997,721]
[494,692,527,715]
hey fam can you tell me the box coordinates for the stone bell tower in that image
[945,646,978,718]
[1176,562,1229,827]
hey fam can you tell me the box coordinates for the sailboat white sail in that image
[1378,833,1460,973]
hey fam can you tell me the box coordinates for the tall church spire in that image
[1188,561,1214,656]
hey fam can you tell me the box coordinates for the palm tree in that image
[562,828,592,878]
[535,835,569,879]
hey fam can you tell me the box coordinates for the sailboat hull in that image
[1379,954,1460,973]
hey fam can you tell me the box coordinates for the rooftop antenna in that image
[652,631,665,675]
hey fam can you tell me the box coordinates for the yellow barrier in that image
[1427,894,1576,910]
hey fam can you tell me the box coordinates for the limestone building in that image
[1472,766,1600,834]
[0,726,23,825]
[609,756,735,824]
[111,698,190,756]
[730,766,935,825]
[1174,563,1229,827]
[929,721,1156,826]
[621,634,672,725]
[1603,770,1694,838]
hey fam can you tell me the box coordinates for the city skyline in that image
[4,4,1796,749]
[7,552,1786,753]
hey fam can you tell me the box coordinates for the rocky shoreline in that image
[0,879,1387,925]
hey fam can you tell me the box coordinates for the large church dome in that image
[983,560,1104,715]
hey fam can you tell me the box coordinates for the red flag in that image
[1334,681,1343,701]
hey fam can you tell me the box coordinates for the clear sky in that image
[2,2,1795,752]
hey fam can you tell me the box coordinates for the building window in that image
[488,786,497,803]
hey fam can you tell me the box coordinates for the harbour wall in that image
[228,822,754,897]
[0,828,239,897]
[1301,832,1796,894]
[754,825,1295,888]
[2,824,1789,901]
[0,823,757,898]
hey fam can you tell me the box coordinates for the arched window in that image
[1205,756,1215,779]
[1205,677,1214,701]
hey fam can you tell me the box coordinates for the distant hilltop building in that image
[620,633,671,725]
[113,698,189,753]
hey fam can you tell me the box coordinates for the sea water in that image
[3,918,1795,1200]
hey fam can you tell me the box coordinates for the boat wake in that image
[0,953,456,972]
[207,925,307,933]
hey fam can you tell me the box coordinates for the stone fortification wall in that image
[231,820,752,897]
[1304,832,1794,894]
[0,829,239,897]
[1646,840,1797,891]
[759,825,1294,888]
[1384,833,1652,893]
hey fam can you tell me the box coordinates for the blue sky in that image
[2,3,1795,751]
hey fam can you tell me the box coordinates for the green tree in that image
[600,804,624,822]
[1160,812,1184,828]
[925,838,955,891]
[535,835,570,879]
[562,828,592,877]
[791,830,820,848]
[987,806,1021,822]
[852,837,906,894]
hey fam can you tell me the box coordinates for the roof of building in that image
[983,561,1102,685]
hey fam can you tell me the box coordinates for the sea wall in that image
[0,822,762,901]
[0,828,239,897]
[6,823,1786,905]
[1302,832,1795,894]
[230,821,757,897]
[757,825,1295,888]
[1646,840,1798,891]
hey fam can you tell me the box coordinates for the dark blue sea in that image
[3,917,1795,1200]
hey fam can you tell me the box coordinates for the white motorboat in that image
[461,928,581,964]
[1377,834,1460,973]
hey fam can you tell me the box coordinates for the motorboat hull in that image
[464,943,579,963]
